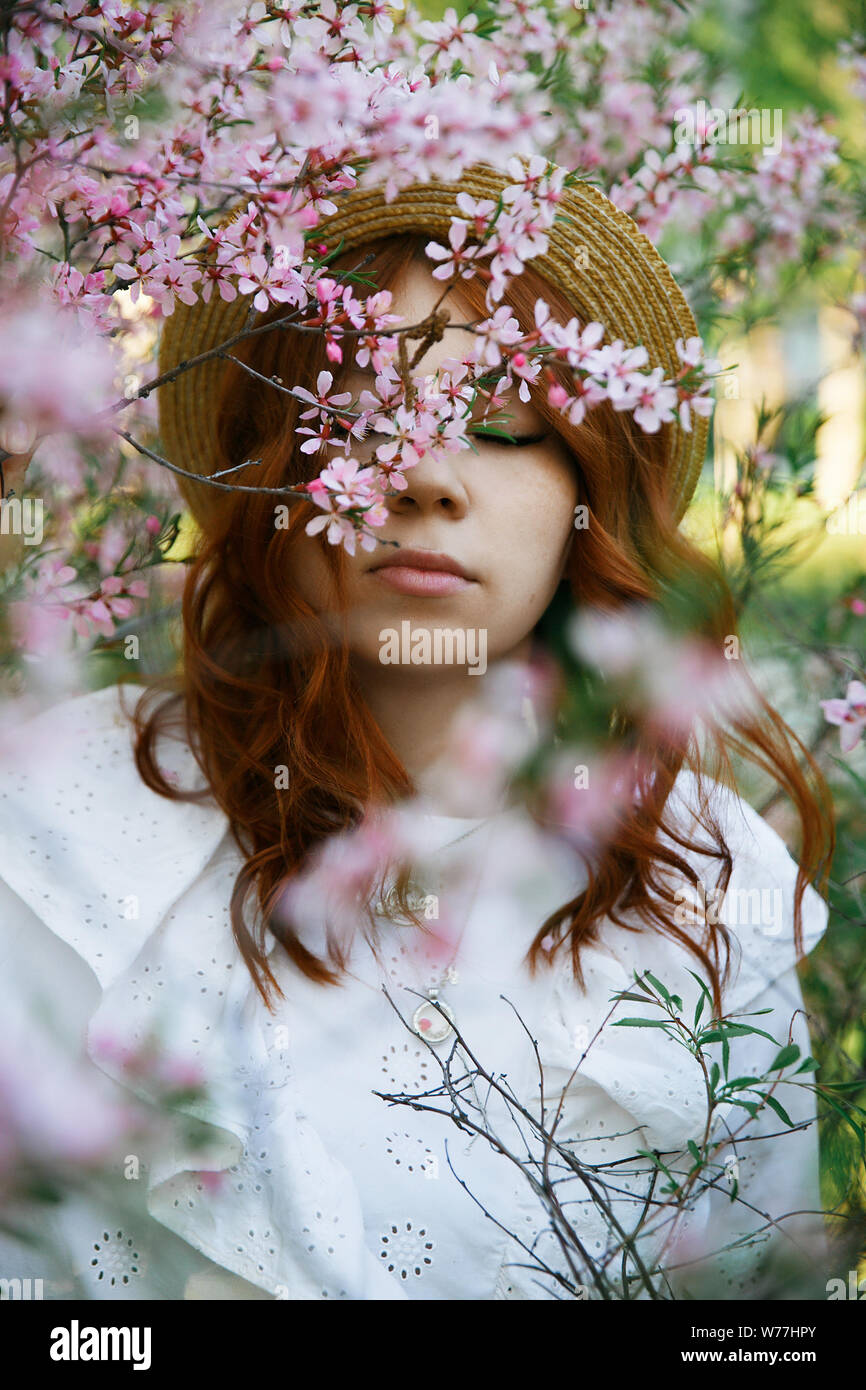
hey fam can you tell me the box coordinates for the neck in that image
[351,637,534,818]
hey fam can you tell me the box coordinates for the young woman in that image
[0,164,834,1301]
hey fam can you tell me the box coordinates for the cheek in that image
[491,451,578,585]
[282,528,375,643]
[282,529,339,612]
[473,449,578,655]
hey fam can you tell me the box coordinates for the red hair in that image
[130,233,834,1015]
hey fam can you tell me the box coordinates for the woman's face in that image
[286,257,579,677]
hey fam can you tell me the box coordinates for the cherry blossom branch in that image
[113,428,310,501]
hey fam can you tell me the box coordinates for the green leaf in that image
[699,1023,778,1045]
[630,972,656,996]
[686,970,714,1006]
[710,1061,720,1092]
[795,1057,819,1074]
[612,1018,673,1029]
[644,971,671,1003]
[818,1094,866,1160]
[764,1094,795,1127]
[687,1139,702,1164]
[728,1097,759,1118]
[742,1025,781,1045]
[769,1044,801,1071]
[694,993,706,1030]
[637,1149,677,1182]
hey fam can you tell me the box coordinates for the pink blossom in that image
[0,301,117,439]
[588,339,650,403]
[426,220,481,282]
[473,306,523,366]
[304,460,388,556]
[0,1025,138,1180]
[544,749,647,856]
[417,6,482,69]
[274,806,416,940]
[370,402,437,472]
[549,374,608,428]
[455,191,499,238]
[568,606,756,735]
[629,367,678,433]
[539,313,605,370]
[820,680,866,753]
[236,252,298,314]
[294,369,354,453]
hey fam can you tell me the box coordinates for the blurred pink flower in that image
[820,680,866,753]
[0,300,117,441]
[568,606,756,735]
[274,807,415,939]
[544,748,649,855]
[0,1034,137,1183]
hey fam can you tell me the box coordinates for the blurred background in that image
[1,0,864,1293]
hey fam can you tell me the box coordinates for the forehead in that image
[340,257,541,418]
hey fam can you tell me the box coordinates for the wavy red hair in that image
[130,233,835,1015]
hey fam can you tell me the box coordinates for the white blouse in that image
[0,683,830,1301]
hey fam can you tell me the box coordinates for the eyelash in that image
[485,432,547,448]
[362,431,547,447]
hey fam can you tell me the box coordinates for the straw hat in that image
[157,161,710,532]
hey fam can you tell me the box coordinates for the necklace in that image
[371,817,488,925]
[372,814,500,1046]
[403,862,487,1046]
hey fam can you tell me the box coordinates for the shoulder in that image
[2,681,190,785]
[0,682,229,988]
[0,680,221,832]
[537,769,829,1150]
[550,767,828,1018]
[664,769,829,939]
[651,767,829,1007]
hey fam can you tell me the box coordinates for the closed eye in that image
[475,431,548,447]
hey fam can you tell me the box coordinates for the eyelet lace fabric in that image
[0,684,830,1300]
[87,1230,143,1290]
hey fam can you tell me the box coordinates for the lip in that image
[368,547,477,597]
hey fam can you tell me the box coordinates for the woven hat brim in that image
[158,163,709,531]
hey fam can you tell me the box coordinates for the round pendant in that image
[411,997,456,1044]
[373,879,433,926]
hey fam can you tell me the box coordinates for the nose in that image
[385,449,470,521]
